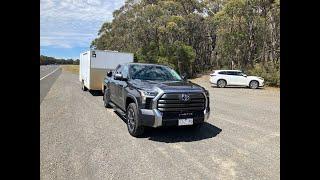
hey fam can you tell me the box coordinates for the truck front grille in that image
[157,93,205,112]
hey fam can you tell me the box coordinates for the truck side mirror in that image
[107,71,112,77]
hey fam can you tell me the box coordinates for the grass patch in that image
[61,65,79,74]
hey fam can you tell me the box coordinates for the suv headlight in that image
[138,89,158,104]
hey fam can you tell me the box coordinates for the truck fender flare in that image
[126,93,139,109]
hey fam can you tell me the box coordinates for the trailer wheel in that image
[81,80,87,91]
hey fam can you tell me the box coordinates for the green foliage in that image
[91,0,280,85]
[40,55,79,65]
[248,62,280,87]
[172,41,195,75]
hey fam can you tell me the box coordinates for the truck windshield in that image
[130,65,182,81]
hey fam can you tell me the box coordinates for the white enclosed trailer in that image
[79,50,133,91]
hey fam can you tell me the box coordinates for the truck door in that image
[113,65,126,108]
[117,64,129,110]
[110,65,122,104]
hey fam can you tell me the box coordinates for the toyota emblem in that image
[181,94,190,101]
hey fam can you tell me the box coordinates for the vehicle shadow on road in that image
[89,90,103,96]
[114,111,222,143]
[143,123,222,143]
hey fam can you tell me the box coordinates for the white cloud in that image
[40,0,125,48]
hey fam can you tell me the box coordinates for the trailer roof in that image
[80,50,134,55]
[124,62,169,67]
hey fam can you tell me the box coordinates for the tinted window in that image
[218,71,226,74]
[121,65,129,79]
[227,71,241,76]
[129,65,182,81]
[225,71,234,75]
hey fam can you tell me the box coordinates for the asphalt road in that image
[40,65,61,104]
[40,65,60,79]
[40,71,280,180]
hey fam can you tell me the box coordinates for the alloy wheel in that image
[127,107,135,131]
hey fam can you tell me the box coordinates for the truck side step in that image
[109,102,116,108]
[115,107,126,117]
[109,102,126,116]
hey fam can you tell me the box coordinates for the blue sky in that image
[40,0,126,59]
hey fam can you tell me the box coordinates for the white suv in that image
[209,70,264,89]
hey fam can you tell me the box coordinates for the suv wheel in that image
[249,80,259,89]
[217,79,227,88]
[103,88,112,108]
[126,103,144,137]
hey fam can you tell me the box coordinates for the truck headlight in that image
[138,89,158,104]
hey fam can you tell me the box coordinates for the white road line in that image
[40,67,60,81]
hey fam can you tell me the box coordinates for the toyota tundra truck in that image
[103,63,210,137]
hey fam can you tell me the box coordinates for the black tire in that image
[81,81,87,91]
[249,80,259,89]
[126,103,144,137]
[217,79,227,88]
[103,88,112,108]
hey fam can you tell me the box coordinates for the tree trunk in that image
[178,61,183,75]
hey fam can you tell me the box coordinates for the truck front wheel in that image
[126,103,144,137]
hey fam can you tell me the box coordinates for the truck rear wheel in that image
[126,103,144,137]
[81,81,87,91]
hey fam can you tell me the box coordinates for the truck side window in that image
[115,65,122,74]
[121,65,129,79]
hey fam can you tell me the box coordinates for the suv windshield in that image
[129,64,182,81]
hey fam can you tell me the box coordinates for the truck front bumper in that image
[139,108,210,128]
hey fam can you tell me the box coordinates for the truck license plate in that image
[178,118,193,126]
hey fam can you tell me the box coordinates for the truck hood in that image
[128,79,204,92]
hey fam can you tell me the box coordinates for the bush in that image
[248,62,280,87]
